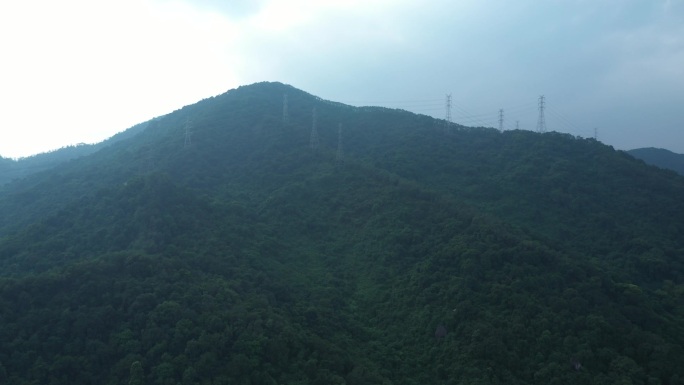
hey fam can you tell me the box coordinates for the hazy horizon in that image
[1,0,682,158]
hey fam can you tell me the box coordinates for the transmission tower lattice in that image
[283,94,289,124]
[310,107,319,150]
[445,94,452,129]
[536,95,546,133]
[498,109,504,132]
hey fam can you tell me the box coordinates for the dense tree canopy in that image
[0,82,683,384]
[628,147,684,176]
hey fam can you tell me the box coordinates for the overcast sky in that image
[1,0,682,158]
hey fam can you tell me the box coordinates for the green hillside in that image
[0,82,683,385]
[0,121,149,186]
[628,147,684,176]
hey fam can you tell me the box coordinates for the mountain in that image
[0,82,683,385]
[628,147,684,176]
[0,121,149,185]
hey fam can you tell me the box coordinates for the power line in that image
[341,97,443,105]
[335,93,598,139]
[451,103,494,128]
[339,97,444,115]
[544,105,591,137]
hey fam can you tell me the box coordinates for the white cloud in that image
[0,0,243,157]
[0,0,682,157]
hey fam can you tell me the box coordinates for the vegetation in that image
[629,147,684,176]
[0,82,683,384]
[0,121,149,186]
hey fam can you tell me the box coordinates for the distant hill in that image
[628,147,684,176]
[0,82,683,384]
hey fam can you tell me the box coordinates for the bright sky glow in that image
[0,0,682,158]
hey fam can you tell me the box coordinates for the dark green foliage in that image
[629,147,684,176]
[0,145,95,186]
[0,121,149,186]
[0,82,683,384]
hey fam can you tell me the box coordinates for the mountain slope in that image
[0,82,683,384]
[628,147,684,176]
[0,121,149,186]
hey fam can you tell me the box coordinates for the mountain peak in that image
[1,84,684,384]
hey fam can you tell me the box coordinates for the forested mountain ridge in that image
[0,82,683,385]
[0,144,95,185]
[628,147,684,176]
[0,120,149,186]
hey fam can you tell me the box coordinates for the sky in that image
[1,0,683,158]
